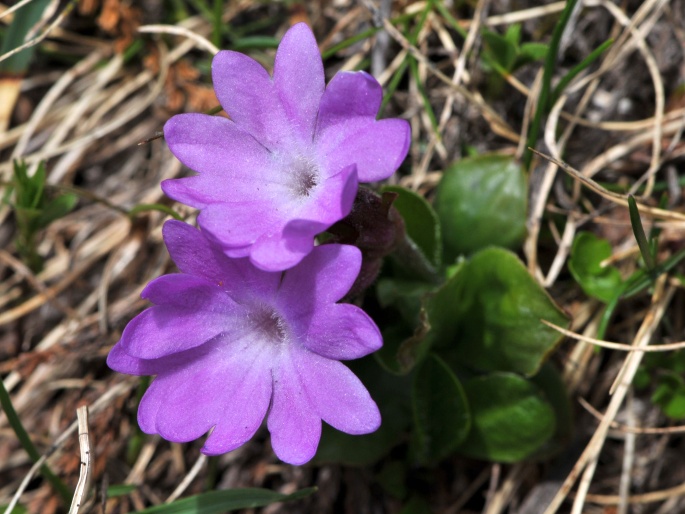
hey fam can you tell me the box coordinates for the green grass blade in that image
[0,0,53,73]
[551,38,613,103]
[135,487,317,514]
[0,379,72,504]
[628,195,656,271]
[523,0,579,171]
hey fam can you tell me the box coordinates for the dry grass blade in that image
[544,279,675,514]
[531,148,685,222]
[579,398,685,435]
[2,1,685,512]
[67,406,90,514]
[542,320,685,352]
[138,25,219,55]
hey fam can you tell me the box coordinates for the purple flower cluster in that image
[108,23,410,464]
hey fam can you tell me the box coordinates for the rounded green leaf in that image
[411,354,470,465]
[434,154,527,261]
[457,373,556,462]
[449,247,569,376]
[568,232,622,303]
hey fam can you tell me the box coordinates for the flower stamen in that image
[289,157,319,198]
[250,305,289,345]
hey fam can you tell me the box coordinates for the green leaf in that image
[374,278,435,375]
[652,373,685,420]
[504,24,522,46]
[411,354,470,465]
[381,185,442,269]
[633,366,652,390]
[0,0,53,73]
[136,487,316,514]
[106,484,137,498]
[0,505,27,514]
[528,362,573,458]
[35,193,77,229]
[230,36,279,51]
[434,154,527,261]
[482,29,518,71]
[376,278,435,328]
[376,460,408,500]
[376,324,414,375]
[29,161,46,210]
[397,260,467,371]
[399,495,433,514]
[12,160,39,210]
[449,248,568,376]
[515,42,548,68]
[457,373,556,462]
[568,232,623,302]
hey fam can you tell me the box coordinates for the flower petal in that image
[296,348,381,435]
[211,51,289,149]
[201,352,272,455]
[138,377,166,434]
[119,275,243,360]
[301,303,382,360]
[273,23,324,144]
[107,343,160,376]
[277,245,361,320]
[248,219,328,272]
[162,220,280,302]
[197,201,284,251]
[244,165,357,271]
[316,71,382,134]
[141,336,273,445]
[107,343,202,376]
[163,113,273,191]
[301,164,357,222]
[140,273,220,306]
[267,351,321,465]
[162,174,277,210]
[318,118,410,182]
[139,356,218,442]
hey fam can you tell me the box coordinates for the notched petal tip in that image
[273,22,324,144]
[316,71,383,134]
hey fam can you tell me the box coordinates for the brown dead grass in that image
[1,0,685,513]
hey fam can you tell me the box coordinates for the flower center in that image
[249,305,289,345]
[288,157,319,198]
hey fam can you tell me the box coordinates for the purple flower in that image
[107,220,382,465]
[162,23,410,271]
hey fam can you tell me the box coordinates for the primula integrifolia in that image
[108,221,383,465]
[162,23,410,271]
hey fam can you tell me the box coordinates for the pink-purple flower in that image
[107,220,382,465]
[162,23,410,271]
